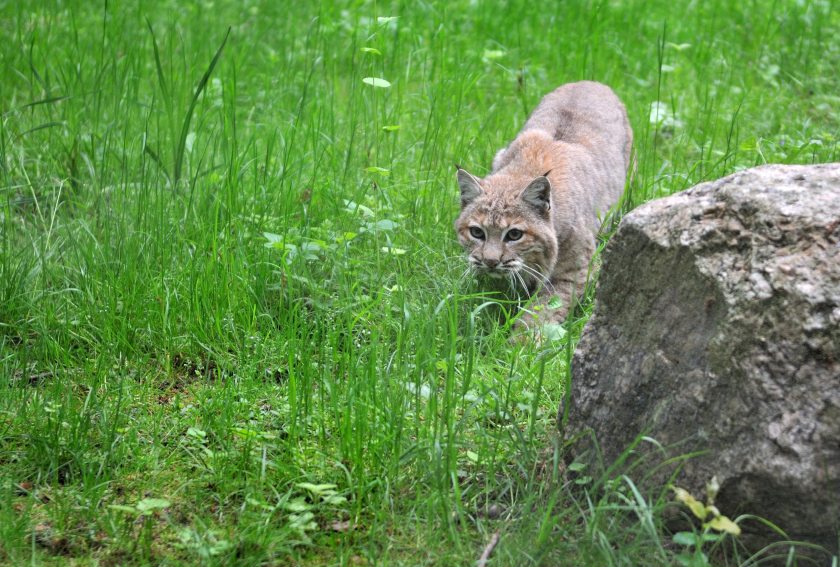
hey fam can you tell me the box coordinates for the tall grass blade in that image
[146,19,169,100]
[173,26,230,187]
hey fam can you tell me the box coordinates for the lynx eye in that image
[469,226,485,240]
[504,228,524,242]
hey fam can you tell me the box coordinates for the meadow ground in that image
[1,1,839,565]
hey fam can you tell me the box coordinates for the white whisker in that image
[455,256,479,287]
[513,271,530,300]
[519,264,555,293]
[506,272,516,295]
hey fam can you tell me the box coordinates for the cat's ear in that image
[456,167,483,207]
[521,175,552,212]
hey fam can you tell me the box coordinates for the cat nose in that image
[484,259,500,269]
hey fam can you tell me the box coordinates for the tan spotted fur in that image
[455,81,633,330]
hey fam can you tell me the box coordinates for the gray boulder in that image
[565,163,840,554]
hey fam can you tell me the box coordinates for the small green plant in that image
[671,477,741,566]
[108,498,172,558]
[176,527,233,560]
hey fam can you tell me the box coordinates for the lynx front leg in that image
[512,253,591,341]
[514,274,582,332]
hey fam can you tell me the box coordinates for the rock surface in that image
[565,164,840,554]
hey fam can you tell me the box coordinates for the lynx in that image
[454,81,633,332]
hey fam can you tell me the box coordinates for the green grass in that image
[1,0,839,564]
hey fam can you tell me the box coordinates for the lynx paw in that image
[510,311,569,345]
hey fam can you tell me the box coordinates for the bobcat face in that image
[454,168,558,292]
[461,224,527,279]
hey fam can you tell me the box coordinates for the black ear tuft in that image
[521,176,552,212]
[456,168,483,207]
